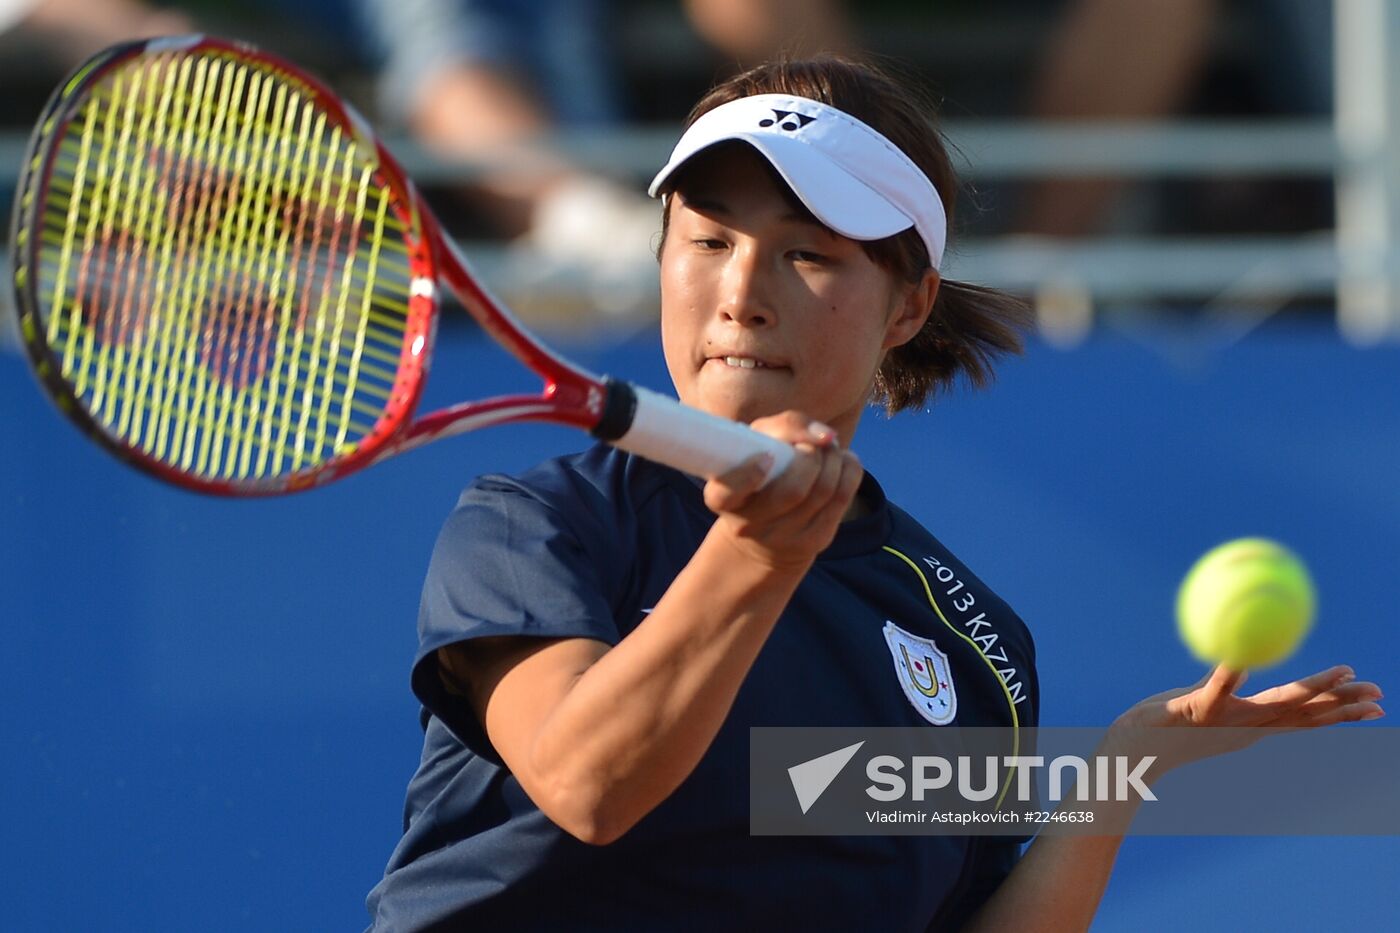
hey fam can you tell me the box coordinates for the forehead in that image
[665,142,825,230]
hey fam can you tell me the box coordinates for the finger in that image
[1243,665,1354,713]
[1287,700,1385,729]
[1296,682,1384,718]
[770,441,824,504]
[704,452,777,513]
[1194,665,1248,720]
[747,410,812,443]
[749,411,838,448]
[723,442,824,525]
[804,449,863,532]
[789,442,846,524]
[808,421,838,447]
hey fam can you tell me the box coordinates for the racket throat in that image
[591,377,638,442]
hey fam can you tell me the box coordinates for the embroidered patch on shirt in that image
[882,620,957,726]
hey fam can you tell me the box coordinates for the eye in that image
[692,237,727,251]
[791,249,830,264]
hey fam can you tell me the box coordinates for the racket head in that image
[10,35,441,494]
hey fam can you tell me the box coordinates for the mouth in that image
[704,354,789,372]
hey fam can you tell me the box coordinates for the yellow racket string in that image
[31,48,416,480]
[47,316,380,448]
[60,71,412,239]
[42,81,414,245]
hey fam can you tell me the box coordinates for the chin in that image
[691,390,779,425]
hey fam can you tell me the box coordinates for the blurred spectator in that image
[681,0,850,66]
[1,0,193,351]
[1016,0,1216,237]
[1016,0,1333,238]
[352,0,850,276]
[0,0,191,62]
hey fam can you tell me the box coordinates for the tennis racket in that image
[9,34,795,495]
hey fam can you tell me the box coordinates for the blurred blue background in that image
[3,316,1397,931]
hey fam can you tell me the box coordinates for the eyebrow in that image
[682,194,731,215]
[681,194,830,233]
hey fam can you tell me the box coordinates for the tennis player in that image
[366,57,1383,931]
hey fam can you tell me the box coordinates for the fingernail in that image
[810,421,836,442]
[1362,710,1385,721]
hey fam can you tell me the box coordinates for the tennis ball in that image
[1176,538,1316,670]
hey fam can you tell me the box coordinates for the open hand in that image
[1106,664,1384,779]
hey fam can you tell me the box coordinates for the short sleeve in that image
[410,476,624,761]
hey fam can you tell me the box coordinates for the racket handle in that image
[597,381,795,486]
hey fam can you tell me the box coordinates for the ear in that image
[882,269,940,350]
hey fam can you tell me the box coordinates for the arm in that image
[682,0,851,62]
[442,412,862,845]
[12,0,192,57]
[960,665,1384,931]
[956,800,1137,932]
[1017,0,1216,236]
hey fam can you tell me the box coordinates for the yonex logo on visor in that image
[649,93,948,270]
[760,110,816,131]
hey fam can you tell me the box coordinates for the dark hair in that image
[661,57,1031,414]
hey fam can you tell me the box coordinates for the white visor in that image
[648,93,947,270]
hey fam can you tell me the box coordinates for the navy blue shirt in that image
[367,446,1038,931]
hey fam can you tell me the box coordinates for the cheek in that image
[813,281,891,361]
[658,305,686,388]
[658,259,701,387]
[659,251,717,328]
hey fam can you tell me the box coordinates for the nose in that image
[717,246,774,328]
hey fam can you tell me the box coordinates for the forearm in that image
[530,527,806,842]
[412,65,548,154]
[1030,0,1213,119]
[1019,0,1213,235]
[961,740,1146,933]
[684,0,849,62]
[959,815,1135,933]
[478,419,855,843]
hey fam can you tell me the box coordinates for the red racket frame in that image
[12,35,613,496]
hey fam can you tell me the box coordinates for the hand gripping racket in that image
[9,35,795,495]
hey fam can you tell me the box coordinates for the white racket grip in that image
[610,384,794,486]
